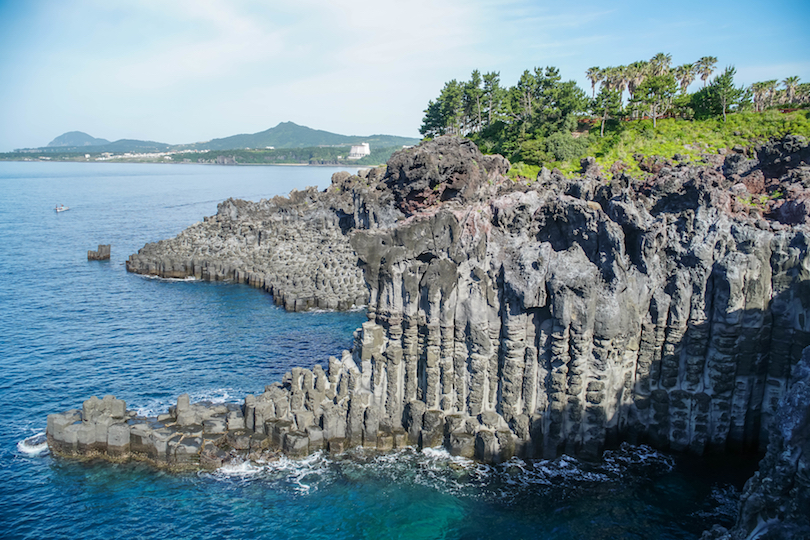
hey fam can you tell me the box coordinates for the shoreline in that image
[45,135,810,537]
[0,158,384,168]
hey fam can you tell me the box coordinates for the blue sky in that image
[1,0,808,151]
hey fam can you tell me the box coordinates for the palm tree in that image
[650,53,673,76]
[626,60,649,101]
[615,65,629,102]
[797,83,810,105]
[697,56,718,87]
[674,63,696,94]
[750,82,768,112]
[764,79,778,108]
[782,76,800,105]
[586,67,604,98]
[602,66,628,104]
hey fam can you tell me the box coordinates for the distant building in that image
[348,143,370,160]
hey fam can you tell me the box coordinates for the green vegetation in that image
[177,121,419,151]
[14,122,419,155]
[0,145,404,166]
[555,110,810,177]
[171,145,401,166]
[420,54,809,179]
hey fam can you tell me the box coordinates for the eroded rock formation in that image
[703,347,810,540]
[125,185,369,311]
[51,136,810,472]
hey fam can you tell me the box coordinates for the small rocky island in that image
[49,136,810,538]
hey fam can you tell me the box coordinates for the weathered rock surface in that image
[88,244,110,260]
[52,136,810,530]
[353,192,808,462]
[125,181,375,311]
[702,346,810,540]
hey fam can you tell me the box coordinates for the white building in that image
[348,142,370,160]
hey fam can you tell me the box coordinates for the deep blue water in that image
[0,162,755,539]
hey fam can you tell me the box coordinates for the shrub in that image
[545,132,589,161]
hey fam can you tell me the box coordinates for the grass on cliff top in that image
[507,109,810,180]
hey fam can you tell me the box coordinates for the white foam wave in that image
[210,451,331,494]
[215,459,263,477]
[136,274,197,283]
[133,388,242,417]
[17,432,49,456]
[205,443,676,501]
[420,446,474,467]
[304,304,367,314]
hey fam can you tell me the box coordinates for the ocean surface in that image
[0,161,758,539]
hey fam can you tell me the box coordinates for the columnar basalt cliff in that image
[703,347,810,540]
[125,184,372,311]
[50,136,810,533]
[345,136,810,462]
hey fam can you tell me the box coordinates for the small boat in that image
[55,205,69,213]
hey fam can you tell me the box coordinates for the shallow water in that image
[0,162,754,539]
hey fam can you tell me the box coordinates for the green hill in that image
[506,110,810,179]
[24,138,172,154]
[179,121,419,150]
[20,122,419,155]
[47,131,110,147]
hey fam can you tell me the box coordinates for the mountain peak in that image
[47,131,110,148]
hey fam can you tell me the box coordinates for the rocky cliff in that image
[347,135,810,460]
[125,183,371,311]
[50,135,810,533]
[703,347,810,540]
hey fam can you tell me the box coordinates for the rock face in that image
[383,137,508,215]
[88,244,110,260]
[125,185,370,311]
[351,172,810,461]
[703,346,810,540]
[54,135,810,470]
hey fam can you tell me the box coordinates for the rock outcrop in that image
[87,244,110,260]
[703,346,810,540]
[125,185,370,311]
[53,135,810,471]
[350,153,810,461]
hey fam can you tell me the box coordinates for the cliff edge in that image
[50,135,810,535]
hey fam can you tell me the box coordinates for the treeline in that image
[170,145,401,166]
[420,53,807,166]
[420,67,588,162]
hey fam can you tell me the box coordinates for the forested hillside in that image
[420,54,810,176]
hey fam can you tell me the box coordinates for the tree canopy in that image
[419,67,588,164]
[419,53,808,170]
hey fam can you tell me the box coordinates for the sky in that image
[1,0,809,152]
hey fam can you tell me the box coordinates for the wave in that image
[135,274,197,283]
[304,305,368,314]
[204,442,675,501]
[208,451,331,494]
[133,388,243,417]
[17,432,49,457]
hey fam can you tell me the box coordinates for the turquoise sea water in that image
[0,162,756,539]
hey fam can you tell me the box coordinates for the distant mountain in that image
[179,121,420,151]
[24,138,172,154]
[22,122,419,154]
[47,131,110,147]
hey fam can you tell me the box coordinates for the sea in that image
[0,161,759,539]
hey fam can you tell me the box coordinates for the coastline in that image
[45,135,810,537]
